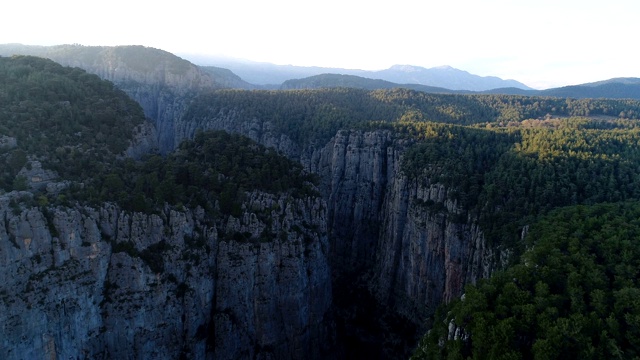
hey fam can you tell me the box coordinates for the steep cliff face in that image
[126,121,159,159]
[306,130,493,354]
[0,191,332,360]
[305,130,396,275]
[170,114,391,274]
[173,107,494,337]
[372,175,493,322]
[211,192,332,360]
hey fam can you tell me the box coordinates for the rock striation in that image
[0,190,332,359]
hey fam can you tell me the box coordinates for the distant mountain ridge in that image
[280,72,640,100]
[487,80,640,100]
[371,64,532,91]
[180,54,533,91]
[180,54,640,97]
[0,44,532,92]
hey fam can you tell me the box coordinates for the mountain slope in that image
[0,55,146,188]
[487,78,640,99]
[581,77,640,87]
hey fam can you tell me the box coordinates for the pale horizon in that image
[2,0,638,90]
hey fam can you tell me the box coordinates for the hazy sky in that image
[2,0,638,89]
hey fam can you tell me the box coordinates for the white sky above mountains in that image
[2,0,638,89]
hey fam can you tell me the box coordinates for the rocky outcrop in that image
[0,191,332,360]
[17,161,58,190]
[126,121,159,158]
[0,135,17,149]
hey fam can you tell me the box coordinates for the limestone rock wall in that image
[307,129,493,326]
[0,191,332,360]
[372,176,492,322]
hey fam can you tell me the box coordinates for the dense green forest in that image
[185,87,640,147]
[0,55,145,191]
[413,202,640,359]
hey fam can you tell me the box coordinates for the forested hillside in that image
[400,117,640,246]
[413,202,640,359]
[280,73,452,94]
[73,130,318,216]
[184,87,640,146]
[0,55,145,190]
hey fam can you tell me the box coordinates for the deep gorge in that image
[3,47,640,359]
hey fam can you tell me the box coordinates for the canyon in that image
[0,47,507,359]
